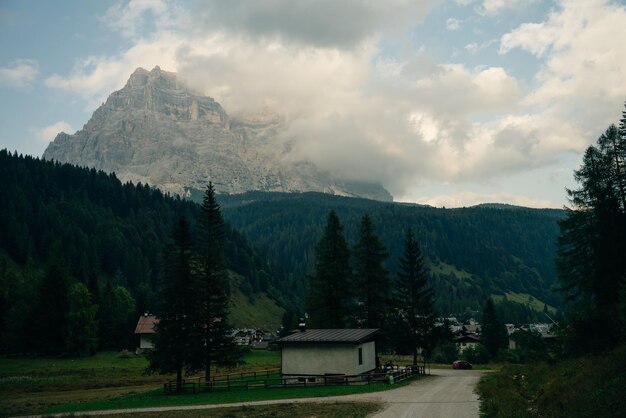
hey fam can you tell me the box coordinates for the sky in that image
[1,0,626,208]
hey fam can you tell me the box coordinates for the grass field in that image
[44,379,395,414]
[1,350,420,416]
[0,350,281,416]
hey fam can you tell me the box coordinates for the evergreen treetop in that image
[353,214,390,329]
[306,210,352,328]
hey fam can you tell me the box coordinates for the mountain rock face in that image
[44,66,392,201]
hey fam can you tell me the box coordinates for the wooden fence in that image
[164,365,424,394]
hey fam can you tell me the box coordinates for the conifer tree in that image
[31,247,69,354]
[558,104,626,353]
[65,282,98,357]
[353,215,390,330]
[480,298,508,358]
[196,183,238,384]
[394,229,435,366]
[307,210,352,328]
[148,217,200,390]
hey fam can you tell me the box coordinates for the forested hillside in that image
[218,192,564,322]
[0,151,292,353]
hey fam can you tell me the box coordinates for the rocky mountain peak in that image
[127,66,177,90]
[43,67,392,202]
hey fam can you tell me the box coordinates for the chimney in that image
[298,318,306,332]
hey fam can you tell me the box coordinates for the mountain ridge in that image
[43,66,392,201]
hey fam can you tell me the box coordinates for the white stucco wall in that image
[139,334,154,349]
[356,340,376,374]
[282,341,376,376]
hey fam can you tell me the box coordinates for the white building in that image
[134,314,158,351]
[277,328,379,378]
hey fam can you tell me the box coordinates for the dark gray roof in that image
[277,329,379,344]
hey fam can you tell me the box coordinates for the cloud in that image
[414,191,556,208]
[102,0,176,39]
[455,0,538,15]
[446,18,461,30]
[477,0,536,16]
[41,0,626,206]
[464,38,498,54]
[37,121,74,143]
[190,0,437,49]
[500,0,626,138]
[44,31,183,108]
[0,59,38,88]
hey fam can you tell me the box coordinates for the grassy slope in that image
[429,261,473,280]
[477,345,626,417]
[491,291,558,314]
[229,287,284,331]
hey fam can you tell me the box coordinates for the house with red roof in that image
[134,313,158,351]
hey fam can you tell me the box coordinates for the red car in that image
[452,360,473,369]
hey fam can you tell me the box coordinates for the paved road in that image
[21,369,483,418]
[354,368,483,418]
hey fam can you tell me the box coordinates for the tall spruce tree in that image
[394,229,435,366]
[196,183,238,384]
[558,104,626,353]
[307,210,352,328]
[480,298,508,358]
[31,246,69,354]
[65,282,98,357]
[353,215,391,330]
[147,217,200,391]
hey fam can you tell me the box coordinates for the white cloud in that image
[103,0,177,39]
[40,0,626,205]
[0,59,38,88]
[446,18,461,30]
[500,0,626,139]
[409,64,520,117]
[37,121,74,143]
[477,0,536,16]
[456,0,538,15]
[190,0,438,49]
[44,31,183,109]
[414,191,556,208]
[464,38,498,54]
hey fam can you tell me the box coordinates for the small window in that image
[358,347,363,365]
